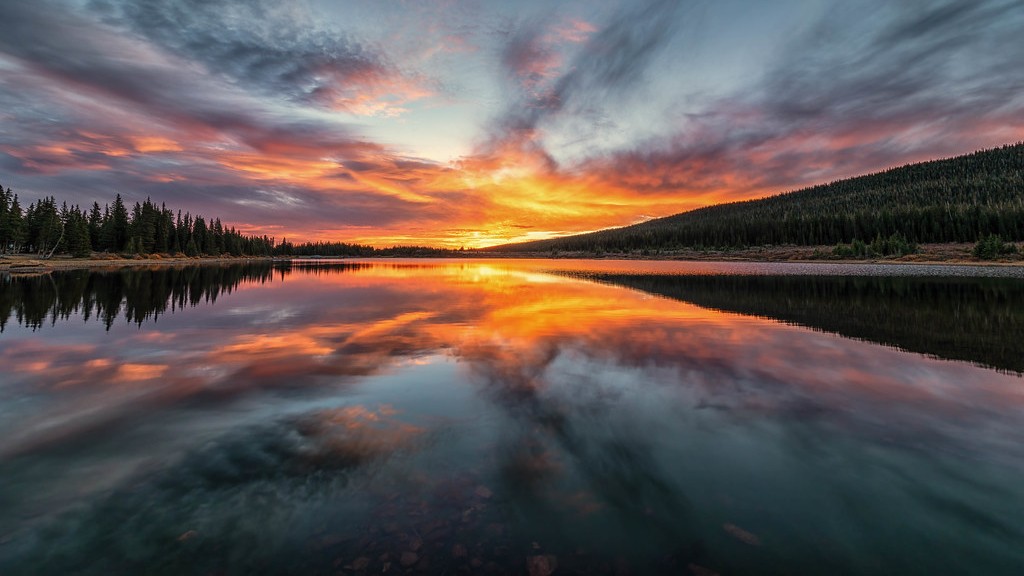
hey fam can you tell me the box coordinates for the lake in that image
[1,259,1022,575]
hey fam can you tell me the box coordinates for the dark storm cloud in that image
[90,0,414,109]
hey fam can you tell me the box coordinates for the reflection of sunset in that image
[3,262,1023,465]
[114,363,169,382]
[4,262,1024,575]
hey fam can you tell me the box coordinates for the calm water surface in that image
[1,259,1022,575]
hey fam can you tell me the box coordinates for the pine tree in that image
[110,194,129,252]
[66,208,92,258]
[0,186,10,253]
[28,197,62,255]
[193,216,208,255]
[0,185,276,258]
[5,195,26,253]
[88,202,102,250]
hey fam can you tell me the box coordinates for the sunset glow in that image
[2,1,1024,247]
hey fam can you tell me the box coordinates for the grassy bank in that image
[472,242,1024,265]
[0,253,277,273]
[2,242,1022,273]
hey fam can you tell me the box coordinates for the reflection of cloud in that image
[4,263,1023,467]
[2,403,425,572]
[3,262,1024,573]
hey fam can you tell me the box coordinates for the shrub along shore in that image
[1,241,1020,275]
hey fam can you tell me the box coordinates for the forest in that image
[487,142,1024,253]
[274,239,459,258]
[0,185,462,259]
[0,190,275,258]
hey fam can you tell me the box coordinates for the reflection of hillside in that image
[574,274,1024,374]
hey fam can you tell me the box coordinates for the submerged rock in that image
[723,523,762,546]
[688,563,720,576]
[526,554,558,576]
[400,551,419,567]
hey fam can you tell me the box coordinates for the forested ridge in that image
[487,142,1024,253]
[0,190,275,257]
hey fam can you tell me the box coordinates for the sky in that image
[2,0,1024,248]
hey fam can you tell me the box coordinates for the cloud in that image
[477,0,1024,214]
[3,0,1024,247]
[761,1,1024,123]
[489,0,681,149]
[0,0,476,241]
[90,0,433,116]
[628,0,1024,188]
[501,21,563,96]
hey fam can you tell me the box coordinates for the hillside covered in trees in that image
[0,189,274,257]
[486,143,1024,253]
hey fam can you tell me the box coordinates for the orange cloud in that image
[131,136,182,153]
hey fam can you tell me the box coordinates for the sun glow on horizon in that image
[3,0,1024,247]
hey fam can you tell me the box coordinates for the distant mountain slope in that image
[485,143,1024,252]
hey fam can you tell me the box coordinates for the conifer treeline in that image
[488,142,1024,253]
[275,239,459,258]
[0,189,274,257]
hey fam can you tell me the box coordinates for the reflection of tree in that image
[0,262,378,332]
[575,273,1024,374]
[1,264,271,331]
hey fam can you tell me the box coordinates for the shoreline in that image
[0,255,279,273]
[472,242,1024,267]
[2,245,1022,273]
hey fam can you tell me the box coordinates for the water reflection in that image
[570,272,1024,373]
[1,261,1022,575]
[0,264,280,330]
